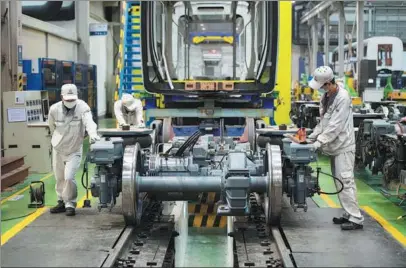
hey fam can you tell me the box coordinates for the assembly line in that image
[1,1,406,267]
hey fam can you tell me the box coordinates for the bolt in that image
[138,232,148,238]
[258,232,266,238]
[261,240,270,246]
[130,249,140,254]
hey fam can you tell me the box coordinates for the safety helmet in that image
[121,93,137,111]
[308,66,334,90]
[61,84,78,101]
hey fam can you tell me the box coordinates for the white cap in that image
[121,93,137,111]
[308,66,335,90]
[61,84,78,100]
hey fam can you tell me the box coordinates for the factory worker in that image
[307,66,364,230]
[48,84,100,216]
[114,93,145,127]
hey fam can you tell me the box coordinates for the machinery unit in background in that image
[86,124,322,226]
[2,91,51,173]
[355,119,395,175]
[87,64,98,125]
[22,58,98,122]
[290,101,320,129]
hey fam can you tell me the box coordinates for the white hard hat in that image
[122,93,137,111]
[61,84,78,100]
[308,66,334,90]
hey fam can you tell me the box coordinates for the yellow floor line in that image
[1,207,48,246]
[321,193,406,247]
[320,194,340,208]
[361,206,406,247]
[1,173,53,205]
[1,191,90,246]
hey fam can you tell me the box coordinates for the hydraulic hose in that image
[315,167,344,195]
[81,154,91,190]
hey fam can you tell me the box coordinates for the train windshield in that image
[140,1,278,94]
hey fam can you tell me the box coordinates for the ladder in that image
[115,1,148,101]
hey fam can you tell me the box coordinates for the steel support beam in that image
[356,1,365,91]
[323,11,330,66]
[75,1,90,63]
[300,1,335,24]
[1,1,21,92]
[338,3,345,76]
[310,19,318,71]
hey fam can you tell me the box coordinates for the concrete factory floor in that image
[1,118,405,255]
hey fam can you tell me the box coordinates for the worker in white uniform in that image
[307,66,364,230]
[114,93,145,127]
[48,84,100,216]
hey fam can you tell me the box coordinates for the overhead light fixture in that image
[200,23,204,26]
[202,27,206,31]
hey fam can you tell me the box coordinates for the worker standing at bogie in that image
[114,93,145,127]
[48,84,100,216]
[307,66,364,230]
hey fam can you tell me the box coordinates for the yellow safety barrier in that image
[18,73,23,91]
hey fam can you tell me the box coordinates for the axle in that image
[86,124,319,226]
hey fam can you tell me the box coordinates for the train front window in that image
[143,1,278,93]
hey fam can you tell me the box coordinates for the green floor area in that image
[183,228,230,267]
[1,118,116,234]
[1,118,406,239]
[310,154,406,236]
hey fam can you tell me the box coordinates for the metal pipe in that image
[138,176,268,193]
[160,2,174,90]
[232,1,237,79]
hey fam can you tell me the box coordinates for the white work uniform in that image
[309,84,364,225]
[113,99,143,126]
[48,100,98,208]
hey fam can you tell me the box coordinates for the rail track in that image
[101,195,295,268]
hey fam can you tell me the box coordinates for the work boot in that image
[341,221,363,230]
[65,207,75,216]
[333,217,349,224]
[50,200,66,213]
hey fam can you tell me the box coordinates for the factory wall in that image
[21,15,78,70]
[20,1,115,117]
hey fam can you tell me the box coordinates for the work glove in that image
[312,140,321,150]
[90,135,101,143]
[137,122,145,128]
[306,138,315,144]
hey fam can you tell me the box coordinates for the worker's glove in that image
[90,135,101,143]
[137,122,145,128]
[306,139,315,144]
[312,140,321,150]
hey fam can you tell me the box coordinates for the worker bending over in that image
[48,84,100,216]
[114,93,145,127]
[307,66,364,230]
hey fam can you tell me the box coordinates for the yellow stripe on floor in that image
[1,207,47,245]
[321,193,406,247]
[1,173,53,205]
[362,206,406,247]
[1,191,91,246]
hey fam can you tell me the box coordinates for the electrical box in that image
[2,91,52,173]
